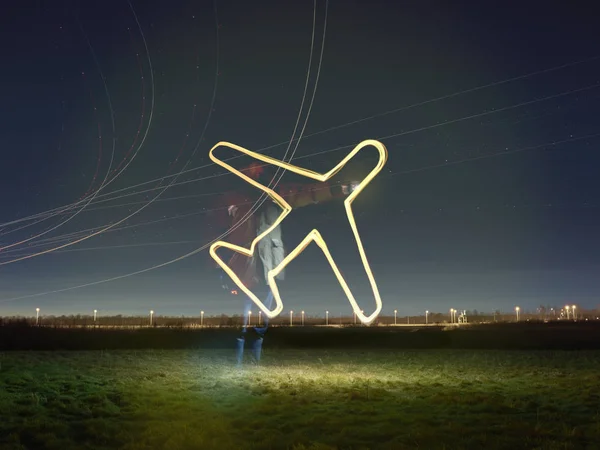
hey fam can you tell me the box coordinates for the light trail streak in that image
[3,54,596,230]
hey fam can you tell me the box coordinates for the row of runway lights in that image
[514,305,579,321]
[31,306,580,326]
[32,308,431,327]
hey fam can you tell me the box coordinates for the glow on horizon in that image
[208,139,388,325]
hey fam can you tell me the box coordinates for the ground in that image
[1,348,599,449]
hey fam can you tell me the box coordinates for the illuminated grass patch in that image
[1,350,599,449]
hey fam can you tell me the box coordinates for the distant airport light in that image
[290,311,294,327]
[200,310,204,327]
[425,310,429,325]
[394,309,397,325]
[248,310,252,326]
[150,310,154,326]
[93,309,97,322]
[325,310,329,326]
[301,310,305,326]
[35,307,40,326]
[515,306,520,322]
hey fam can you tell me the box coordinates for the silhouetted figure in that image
[214,162,353,365]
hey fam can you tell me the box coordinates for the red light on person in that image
[243,162,264,180]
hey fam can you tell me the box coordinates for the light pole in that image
[200,310,204,327]
[150,310,154,326]
[515,306,520,322]
[248,310,252,326]
[572,305,577,320]
[449,308,454,324]
[394,309,397,325]
[36,307,40,326]
[325,310,329,326]
[258,310,262,326]
[565,305,570,320]
[425,310,429,325]
[290,310,293,326]
[93,309,97,323]
[301,310,305,326]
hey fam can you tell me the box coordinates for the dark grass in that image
[2,347,600,449]
[2,321,600,351]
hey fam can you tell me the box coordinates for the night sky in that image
[1,0,599,318]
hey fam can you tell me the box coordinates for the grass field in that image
[1,348,600,449]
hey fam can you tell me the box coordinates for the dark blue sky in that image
[0,0,599,317]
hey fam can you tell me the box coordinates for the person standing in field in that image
[213,161,355,365]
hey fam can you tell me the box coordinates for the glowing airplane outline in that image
[209,139,388,325]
